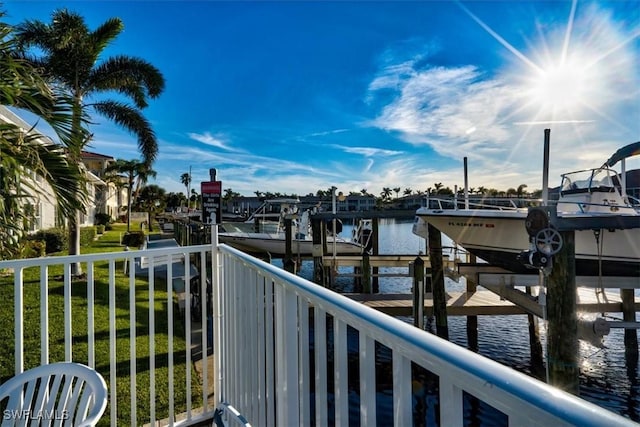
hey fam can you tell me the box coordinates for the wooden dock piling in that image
[547,230,579,393]
[466,254,478,352]
[621,288,639,361]
[283,216,295,273]
[412,257,425,329]
[428,223,448,339]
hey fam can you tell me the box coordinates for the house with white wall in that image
[0,105,126,231]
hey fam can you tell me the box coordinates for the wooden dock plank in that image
[345,289,638,317]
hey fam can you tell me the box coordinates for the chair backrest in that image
[0,362,107,427]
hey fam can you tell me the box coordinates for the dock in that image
[346,287,639,317]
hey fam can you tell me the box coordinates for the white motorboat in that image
[219,198,368,257]
[413,142,640,277]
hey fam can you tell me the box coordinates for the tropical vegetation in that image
[0,11,85,259]
[14,9,165,270]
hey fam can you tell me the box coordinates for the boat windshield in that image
[560,168,617,192]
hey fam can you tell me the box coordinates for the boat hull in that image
[416,209,640,277]
[219,232,365,257]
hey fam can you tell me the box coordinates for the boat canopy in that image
[604,141,640,167]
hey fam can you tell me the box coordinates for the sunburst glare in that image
[459,0,638,126]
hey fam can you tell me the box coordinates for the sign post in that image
[201,180,222,224]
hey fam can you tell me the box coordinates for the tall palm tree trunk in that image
[69,97,84,275]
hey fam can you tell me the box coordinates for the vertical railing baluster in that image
[14,267,24,375]
[314,307,328,426]
[40,265,49,366]
[275,283,299,425]
[129,254,137,427]
[220,253,229,407]
[359,333,376,426]
[212,230,223,413]
[167,259,175,425]
[439,376,464,427]
[228,254,235,408]
[64,262,72,361]
[334,318,349,427]
[149,257,156,426]
[200,248,208,413]
[184,252,192,419]
[87,261,95,368]
[393,352,412,426]
[264,277,275,426]
[248,267,258,422]
[240,264,249,412]
[298,298,310,426]
[256,273,266,426]
[108,259,117,426]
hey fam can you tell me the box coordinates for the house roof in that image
[81,150,115,161]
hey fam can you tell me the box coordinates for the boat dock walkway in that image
[346,287,638,317]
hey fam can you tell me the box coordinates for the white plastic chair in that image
[0,362,107,427]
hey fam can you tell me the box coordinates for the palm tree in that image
[135,184,166,232]
[380,187,392,202]
[517,184,528,198]
[16,9,165,271]
[180,172,191,209]
[105,159,156,232]
[190,189,200,211]
[0,11,85,258]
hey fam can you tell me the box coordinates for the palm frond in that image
[92,100,158,163]
[89,55,164,107]
[89,17,123,54]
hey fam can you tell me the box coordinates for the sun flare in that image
[526,53,596,116]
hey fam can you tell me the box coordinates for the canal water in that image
[276,218,639,425]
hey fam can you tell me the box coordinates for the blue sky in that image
[5,1,640,196]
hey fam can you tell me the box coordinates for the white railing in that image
[424,195,542,211]
[213,228,635,427]
[1,241,216,426]
[1,228,636,426]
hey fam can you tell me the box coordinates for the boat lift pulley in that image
[518,207,563,271]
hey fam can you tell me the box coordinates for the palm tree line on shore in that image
[154,176,538,214]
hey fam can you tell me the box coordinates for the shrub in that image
[94,213,111,226]
[19,239,46,258]
[105,223,113,231]
[29,228,67,254]
[96,225,105,234]
[80,227,96,246]
[122,231,146,248]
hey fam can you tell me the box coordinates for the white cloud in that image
[188,131,240,152]
[366,5,640,189]
[331,144,403,157]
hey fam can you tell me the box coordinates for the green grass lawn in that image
[0,223,202,425]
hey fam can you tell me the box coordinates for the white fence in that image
[1,227,636,426]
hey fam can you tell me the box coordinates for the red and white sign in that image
[201,181,221,194]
